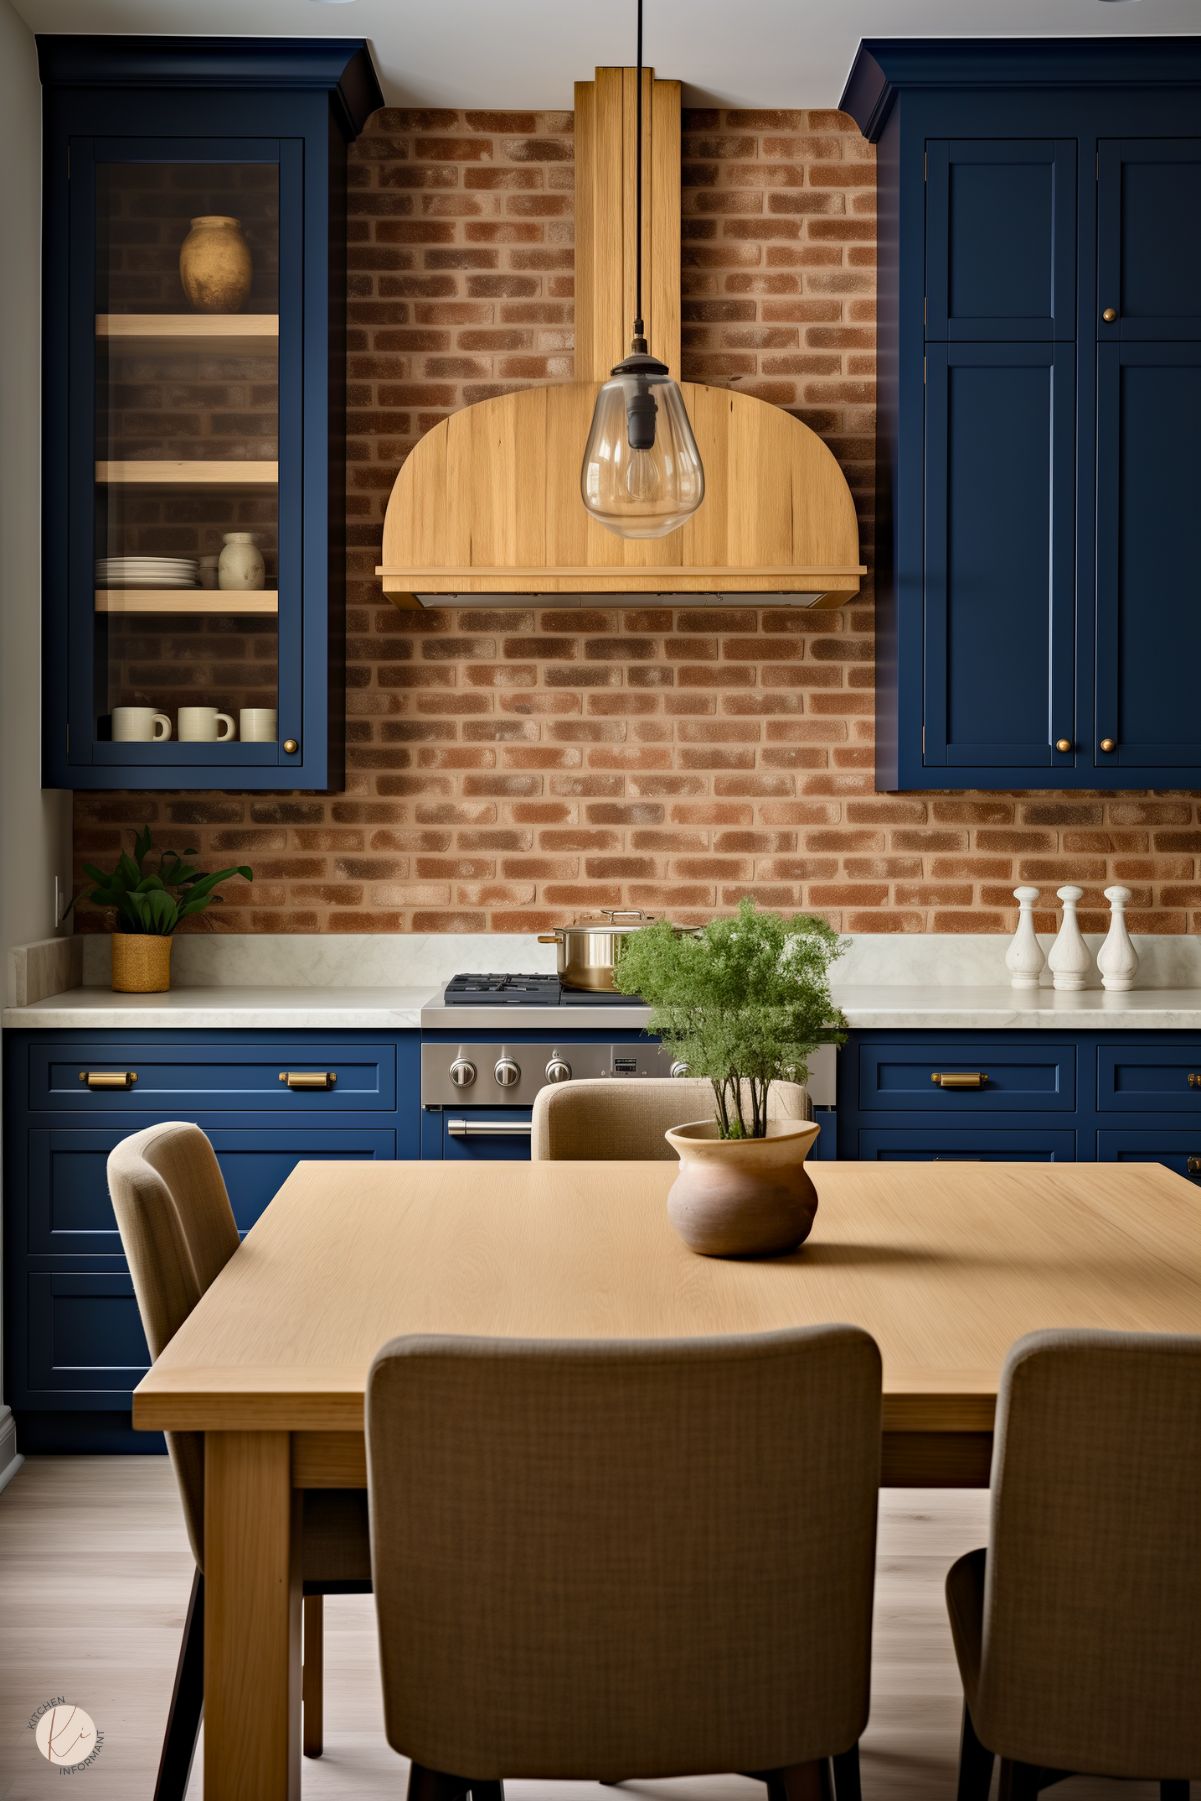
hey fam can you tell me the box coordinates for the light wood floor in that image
[0,1459,1166,1800]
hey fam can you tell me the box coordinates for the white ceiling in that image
[11,0,1198,109]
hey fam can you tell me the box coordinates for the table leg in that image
[204,1432,300,1801]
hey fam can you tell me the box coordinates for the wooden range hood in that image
[378,69,865,609]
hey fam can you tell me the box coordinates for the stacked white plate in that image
[95,556,198,589]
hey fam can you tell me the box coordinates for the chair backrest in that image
[107,1122,240,1565]
[531,1075,810,1161]
[974,1329,1201,1778]
[367,1326,881,1780]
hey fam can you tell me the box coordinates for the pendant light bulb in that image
[581,350,705,538]
[579,0,704,540]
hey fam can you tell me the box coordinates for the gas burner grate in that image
[443,973,561,1005]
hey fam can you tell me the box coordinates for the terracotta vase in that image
[179,215,253,314]
[111,933,173,994]
[664,1117,822,1258]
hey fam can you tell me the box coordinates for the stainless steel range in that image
[418,974,837,1159]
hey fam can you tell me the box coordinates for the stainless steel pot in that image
[538,908,664,992]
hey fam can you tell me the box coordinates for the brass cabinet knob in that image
[1055,738,1072,754]
[1099,737,1116,753]
[283,738,299,754]
[1102,307,1118,323]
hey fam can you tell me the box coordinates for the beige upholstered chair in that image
[946,1329,1201,1801]
[367,1325,881,1801]
[531,1075,811,1161]
[107,1122,370,1799]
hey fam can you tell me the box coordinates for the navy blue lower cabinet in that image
[1096,1134,1201,1184]
[853,1037,1075,1112]
[837,1031,1201,1170]
[4,1027,419,1443]
[25,1270,150,1404]
[27,1125,399,1257]
[854,1127,1076,1161]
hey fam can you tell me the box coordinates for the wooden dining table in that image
[133,1156,1200,1801]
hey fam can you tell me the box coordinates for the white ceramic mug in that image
[112,706,172,742]
[178,706,236,742]
[239,707,278,743]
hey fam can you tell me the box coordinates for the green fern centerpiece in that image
[613,899,848,1140]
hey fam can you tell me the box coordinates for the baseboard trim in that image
[0,1408,24,1495]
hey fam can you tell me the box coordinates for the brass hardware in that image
[1188,1156,1201,1176]
[1099,738,1116,753]
[931,1071,988,1090]
[1188,1073,1201,1089]
[1055,738,1072,754]
[282,738,299,755]
[79,1070,138,1090]
[1102,307,1117,323]
[278,1070,337,1091]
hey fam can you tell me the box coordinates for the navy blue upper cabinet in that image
[1095,341,1201,771]
[924,344,1076,772]
[1097,139,1201,340]
[841,39,1201,791]
[926,141,1076,341]
[38,39,382,791]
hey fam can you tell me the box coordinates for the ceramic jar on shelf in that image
[179,214,253,313]
[218,532,265,591]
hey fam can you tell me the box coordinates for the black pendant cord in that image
[632,0,646,352]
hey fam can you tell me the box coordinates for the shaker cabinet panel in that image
[1094,342,1201,771]
[1097,139,1201,341]
[926,140,1075,341]
[923,344,1075,771]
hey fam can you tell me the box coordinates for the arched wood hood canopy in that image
[378,68,865,610]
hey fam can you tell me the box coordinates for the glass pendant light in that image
[580,0,704,539]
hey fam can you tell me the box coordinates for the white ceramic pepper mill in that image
[1005,886,1045,990]
[1097,884,1139,991]
[1048,885,1091,991]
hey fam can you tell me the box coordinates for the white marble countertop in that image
[6,982,1201,1032]
[1,986,433,1030]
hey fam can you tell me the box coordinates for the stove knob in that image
[449,1058,476,1089]
[545,1056,572,1084]
[493,1057,521,1089]
[670,1060,691,1079]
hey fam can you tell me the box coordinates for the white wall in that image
[0,0,71,1482]
[0,0,69,956]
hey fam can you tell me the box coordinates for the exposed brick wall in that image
[74,108,1201,938]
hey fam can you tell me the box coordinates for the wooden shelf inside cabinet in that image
[95,590,279,616]
[95,460,278,487]
[97,313,279,353]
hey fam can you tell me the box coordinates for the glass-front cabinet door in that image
[39,39,382,790]
[73,139,299,780]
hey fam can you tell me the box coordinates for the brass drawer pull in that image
[79,1070,138,1090]
[930,1072,988,1090]
[1188,1074,1201,1089]
[1188,1157,1201,1176]
[278,1071,337,1091]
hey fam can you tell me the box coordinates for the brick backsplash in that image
[73,107,1201,938]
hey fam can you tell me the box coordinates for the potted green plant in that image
[614,899,847,1256]
[70,826,253,993]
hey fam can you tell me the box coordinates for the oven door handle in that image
[446,1118,533,1139]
